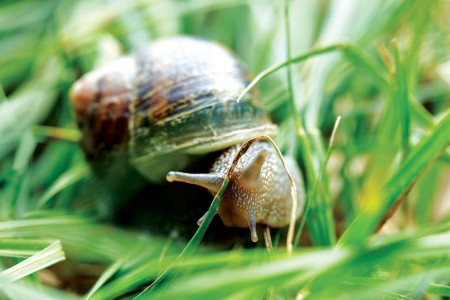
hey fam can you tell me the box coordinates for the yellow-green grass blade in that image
[0,240,65,283]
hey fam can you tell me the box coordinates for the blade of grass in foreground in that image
[339,109,450,246]
[0,238,59,258]
[0,215,182,263]
[142,230,450,299]
[89,251,175,300]
[0,240,64,283]
[0,280,79,300]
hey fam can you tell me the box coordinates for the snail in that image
[70,36,305,242]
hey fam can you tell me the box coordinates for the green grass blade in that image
[236,44,342,103]
[84,257,127,300]
[37,164,91,209]
[90,255,165,300]
[0,129,37,220]
[1,280,80,300]
[0,59,62,159]
[0,238,59,258]
[341,43,389,90]
[141,230,450,299]
[283,0,302,139]
[427,283,450,297]
[0,215,182,263]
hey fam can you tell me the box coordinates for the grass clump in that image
[0,0,449,299]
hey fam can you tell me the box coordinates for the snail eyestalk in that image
[241,150,270,183]
[248,210,258,242]
[166,172,224,194]
[197,213,207,226]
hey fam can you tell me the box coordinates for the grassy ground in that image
[0,0,449,299]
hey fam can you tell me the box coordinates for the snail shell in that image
[70,36,277,181]
[70,36,304,242]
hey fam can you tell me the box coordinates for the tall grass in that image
[0,0,449,299]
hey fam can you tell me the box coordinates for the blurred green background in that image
[0,0,449,299]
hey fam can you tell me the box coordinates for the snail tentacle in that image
[241,150,270,184]
[248,210,258,242]
[166,171,223,193]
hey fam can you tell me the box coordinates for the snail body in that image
[70,36,304,242]
[167,141,304,242]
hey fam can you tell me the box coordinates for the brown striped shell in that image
[70,36,277,181]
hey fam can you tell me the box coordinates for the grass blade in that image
[0,240,65,282]
[0,238,59,258]
[37,164,91,209]
[427,283,450,297]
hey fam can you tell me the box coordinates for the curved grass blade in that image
[236,42,389,104]
[236,44,342,103]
